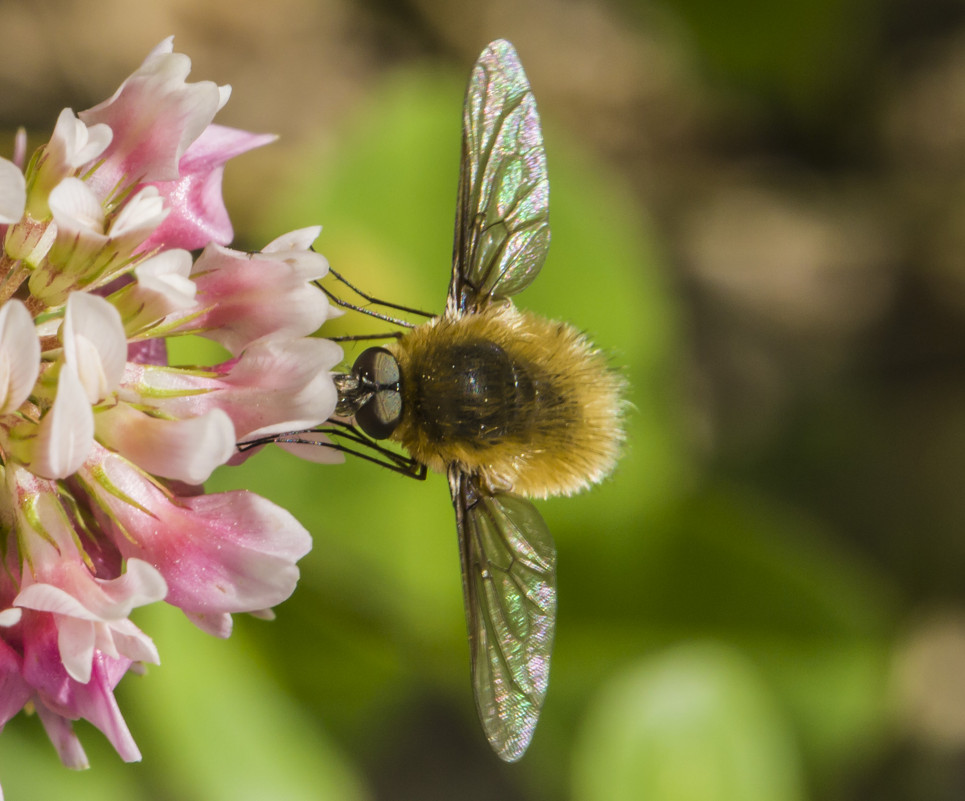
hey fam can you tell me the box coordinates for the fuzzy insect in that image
[243,39,624,761]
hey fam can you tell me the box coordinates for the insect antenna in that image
[237,420,428,480]
[316,281,414,327]
[328,267,434,318]
[328,331,403,342]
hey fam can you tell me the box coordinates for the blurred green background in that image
[4,0,965,798]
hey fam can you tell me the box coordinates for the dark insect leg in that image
[238,422,428,481]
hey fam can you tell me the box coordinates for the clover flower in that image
[0,38,339,786]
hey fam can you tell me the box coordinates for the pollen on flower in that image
[0,37,340,785]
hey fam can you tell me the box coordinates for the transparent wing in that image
[449,467,557,762]
[446,39,551,316]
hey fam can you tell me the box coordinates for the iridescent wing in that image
[448,466,557,762]
[446,39,551,317]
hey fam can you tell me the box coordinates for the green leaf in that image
[118,603,368,801]
[573,641,806,801]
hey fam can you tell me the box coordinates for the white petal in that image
[97,405,236,485]
[0,607,22,626]
[184,610,233,638]
[48,177,105,234]
[255,235,329,282]
[147,36,175,60]
[63,293,126,402]
[110,624,160,665]
[262,226,322,253]
[134,250,197,309]
[110,559,169,610]
[81,123,114,164]
[50,108,113,167]
[0,300,40,415]
[217,84,232,110]
[109,186,168,239]
[31,363,94,479]
[92,623,121,659]
[15,583,99,618]
[0,157,26,223]
[57,615,95,683]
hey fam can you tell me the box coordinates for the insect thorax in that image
[388,304,625,498]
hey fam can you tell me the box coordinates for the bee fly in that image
[243,39,625,761]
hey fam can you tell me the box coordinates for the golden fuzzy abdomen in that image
[388,304,624,498]
[407,339,556,448]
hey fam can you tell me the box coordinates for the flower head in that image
[0,39,339,783]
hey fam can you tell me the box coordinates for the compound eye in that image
[352,347,402,440]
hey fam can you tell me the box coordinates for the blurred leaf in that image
[538,479,895,799]
[0,719,145,801]
[640,482,895,635]
[573,641,806,801]
[118,603,368,801]
[264,68,462,319]
[166,333,231,368]
[207,443,464,744]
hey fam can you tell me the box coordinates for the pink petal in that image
[140,125,276,251]
[13,127,26,169]
[107,619,161,665]
[259,227,328,279]
[3,464,81,559]
[60,656,142,763]
[35,702,90,769]
[172,242,330,355]
[82,447,312,622]
[0,638,30,729]
[17,559,167,621]
[23,614,141,763]
[79,40,226,197]
[127,338,168,365]
[138,491,312,618]
[228,338,340,438]
[15,557,165,683]
[121,337,341,439]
